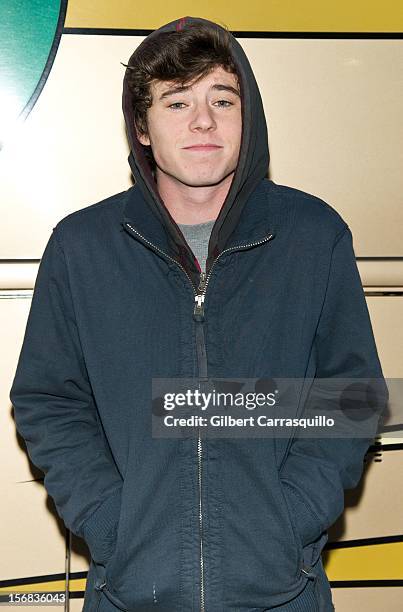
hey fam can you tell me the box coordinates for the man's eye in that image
[214,100,233,107]
[168,102,186,109]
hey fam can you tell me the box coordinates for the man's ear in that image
[135,123,151,146]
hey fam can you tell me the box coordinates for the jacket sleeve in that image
[9,229,123,564]
[279,225,388,548]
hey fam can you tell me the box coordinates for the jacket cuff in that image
[82,488,123,564]
[281,480,323,547]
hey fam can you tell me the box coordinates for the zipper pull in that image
[194,272,207,319]
[198,272,207,292]
[194,294,205,318]
[301,564,317,580]
[94,580,107,591]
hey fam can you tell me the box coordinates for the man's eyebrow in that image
[159,85,190,100]
[212,84,240,97]
[158,83,240,101]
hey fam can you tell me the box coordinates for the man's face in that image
[137,65,242,188]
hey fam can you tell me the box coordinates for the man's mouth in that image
[183,144,222,151]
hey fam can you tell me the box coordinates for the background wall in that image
[1,1,402,610]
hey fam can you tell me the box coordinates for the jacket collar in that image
[121,178,275,288]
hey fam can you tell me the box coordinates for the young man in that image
[10,16,387,612]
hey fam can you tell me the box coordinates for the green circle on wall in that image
[0,0,67,147]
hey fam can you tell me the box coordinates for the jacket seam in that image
[52,228,83,344]
[313,224,350,349]
[320,224,349,319]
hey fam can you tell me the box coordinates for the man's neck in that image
[155,169,234,224]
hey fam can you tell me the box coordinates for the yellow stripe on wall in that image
[324,541,403,581]
[0,580,66,593]
[65,1,403,32]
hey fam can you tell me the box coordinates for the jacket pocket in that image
[279,477,323,549]
[82,487,124,566]
[92,440,186,611]
[219,439,307,608]
[277,473,304,552]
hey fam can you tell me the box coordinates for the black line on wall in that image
[62,28,403,39]
[330,580,403,587]
[68,591,85,598]
[364,442,402,460]
[368,442,403,452]
[0,571,88,590]
[326,534,403,549]
[357,257,403,261]
[0,259,41,263]
[0,573,65,587]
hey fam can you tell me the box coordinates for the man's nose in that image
[189,103,217,130]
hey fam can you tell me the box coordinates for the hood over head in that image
[122,16,270,286]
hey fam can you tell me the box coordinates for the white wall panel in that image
[1,36,402,259]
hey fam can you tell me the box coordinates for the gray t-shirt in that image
[178,218,215,273]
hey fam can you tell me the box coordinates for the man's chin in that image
[163,170,235,189]
[181,178,227,188]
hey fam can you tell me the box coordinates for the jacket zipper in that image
[197,423,205,612]
[195,273,207,612]
[193,235,274,612]
[123,221,274,611]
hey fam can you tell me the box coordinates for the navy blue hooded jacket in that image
[10,16,388,612]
